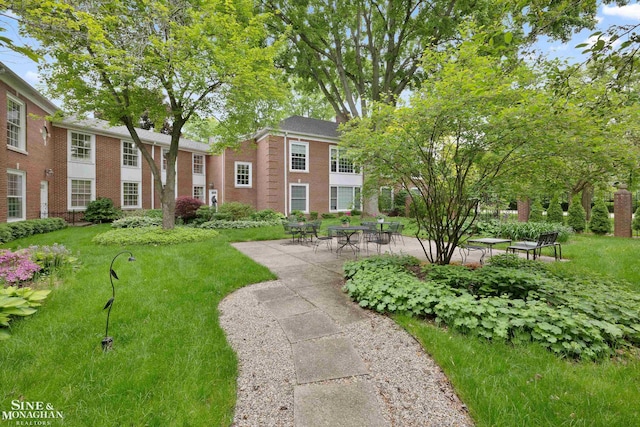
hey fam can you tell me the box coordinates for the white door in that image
[40,181,49,218]
[208,189,218,211]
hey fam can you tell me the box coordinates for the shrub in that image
[111,216,163,228]
[83,197,122,223]
[251,209,285,221]
[589,200,612,235]
[93,227,219,245]
[0,219,67,244]
[528,200,544,222]
[309,211,319,220]
[321,213,336,219]
[567,196,587,233]
[218,202,255,220]
[633,206,640,235]
[195,206,216,223]
[175,196,204,222]
[199,219,283,229]
[546,196,564,224]
[394,189,408,215]
[492,221,573,242]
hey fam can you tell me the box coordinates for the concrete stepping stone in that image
[294,381,388,427]
[296,285,367,325]
[292,336,367,384]
[262,296,316,319]
[278,310,340,343]
[252,286,296,302]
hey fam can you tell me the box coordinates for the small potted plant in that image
[340,215,351,226]
[376,214,385,224]
[297,214,306,225]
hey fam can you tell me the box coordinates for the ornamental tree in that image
[14,0,284,229]
[341,39,558,264]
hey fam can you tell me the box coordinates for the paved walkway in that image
[220,237,483,426]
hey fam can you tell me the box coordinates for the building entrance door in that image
[208,189,218,212]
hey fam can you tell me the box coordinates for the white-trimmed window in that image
[70,131,93,162]
[193,186,205,202]
[235,161,252,187]
[193,154,204,175]
[7,170,25,221]
[330,186,361,211]
[70,179,93,209]
[290,141,308,172]
[330,146,357,174]
[122,182,140,208]
[122,141,139,167]
[290,184,308,213]
[7,95,26,151]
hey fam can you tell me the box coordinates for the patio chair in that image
[311,226,333,253]
[388,222,405,245]
[366,230,393,255]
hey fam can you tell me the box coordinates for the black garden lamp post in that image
[102,251,135,351]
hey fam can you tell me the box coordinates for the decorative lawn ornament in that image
[102,251,135,351]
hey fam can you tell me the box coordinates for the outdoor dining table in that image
[327,225,370,256]
[466,237,512,257]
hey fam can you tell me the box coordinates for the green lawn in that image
[3,224,639,426]
[397,233,640,426]
[0,224,276,426]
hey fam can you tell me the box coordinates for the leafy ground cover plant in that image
[111,216,163,228]
[0,218,67,243]
[343,254,640,360]
[93,226,219,245]
[0,286,50,340]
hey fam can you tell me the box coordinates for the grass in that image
[395,233,640,427]
[0,224,276,426]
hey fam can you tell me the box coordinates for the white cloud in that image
[602,4,640,20]
[24,70,40,86]
[581,34,622,50]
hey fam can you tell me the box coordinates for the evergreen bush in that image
[83,197,122,223]
[589,200,612,235]
[218,202,255,220]
[546,196,564,224]
[528,200,544,222]
[567,196,586,233]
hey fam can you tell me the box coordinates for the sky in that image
[1,2,640,107]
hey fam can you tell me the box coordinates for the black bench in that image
[506,232,561,260]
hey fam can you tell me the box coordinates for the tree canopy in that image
[13,0,285,228]
[343,28,640,263]
[262,0,602,121]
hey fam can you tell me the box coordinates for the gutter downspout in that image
[284,132,288,215]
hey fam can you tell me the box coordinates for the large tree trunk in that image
[581,183,594,220]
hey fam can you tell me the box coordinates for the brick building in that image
[210,116,364,215]
[2,59,362,223]
[1,62,213,223]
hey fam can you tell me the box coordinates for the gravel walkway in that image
[219,239,475,427]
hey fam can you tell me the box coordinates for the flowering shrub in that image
[26,244,76,275]
[0,250,41,285]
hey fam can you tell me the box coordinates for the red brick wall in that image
[256,135,284,212]
[224,140,258,207]
[95,135,121,204]
[177,150,192,198]
[1,82,56,220]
